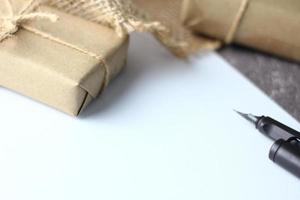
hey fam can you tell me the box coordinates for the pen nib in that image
[234,110,260,125]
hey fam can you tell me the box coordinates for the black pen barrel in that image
[269,138,300,178]
[256,117,300,141]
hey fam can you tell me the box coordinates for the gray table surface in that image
[219,46,300,122]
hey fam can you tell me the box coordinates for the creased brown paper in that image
[0,3,128,116]
[181,0,300,62]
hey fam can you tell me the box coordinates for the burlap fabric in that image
[46,0,184,57]
[132,0,220,57]
[47,0,220,57]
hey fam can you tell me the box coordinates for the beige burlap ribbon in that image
[48,0,167,37]
[132,0,221,57]
[47,0,186,57]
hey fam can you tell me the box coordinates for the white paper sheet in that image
[0,34,299,200]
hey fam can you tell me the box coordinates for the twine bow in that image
[0,0,58,42]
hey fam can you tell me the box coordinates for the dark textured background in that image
[219,46,300,122]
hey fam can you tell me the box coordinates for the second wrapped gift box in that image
[181,0,300,62]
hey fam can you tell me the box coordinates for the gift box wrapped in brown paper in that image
[181,0,300,62]
[0,1,129,116]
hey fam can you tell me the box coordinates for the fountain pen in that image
[236,111,300,178]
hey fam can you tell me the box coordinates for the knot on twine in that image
[0,19,18,40]
[0,0,58,42]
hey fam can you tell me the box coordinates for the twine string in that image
[225,0,250,44]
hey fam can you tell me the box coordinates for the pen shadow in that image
[79,34,199,119]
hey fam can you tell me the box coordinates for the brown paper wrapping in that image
[181,0,300,62]
[0,5,129,116]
